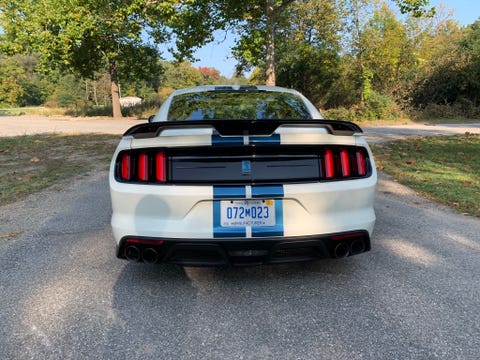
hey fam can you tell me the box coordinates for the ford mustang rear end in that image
[109,86,376,266]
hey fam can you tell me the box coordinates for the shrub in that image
[323,92,402,122]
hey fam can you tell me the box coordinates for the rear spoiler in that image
[123,119,363,138]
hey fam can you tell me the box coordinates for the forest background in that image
[0,0,479,122]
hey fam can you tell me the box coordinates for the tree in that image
[220,0,294,85]
[159,61,203,89]
[275,0,342,104]
[198,67,221,84]
[218,0,435,87]
[0,56,26,106]
[361,4,413,95]
[0,0,215,117]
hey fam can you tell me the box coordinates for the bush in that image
[323,92,402,122]
[417,101,480,120]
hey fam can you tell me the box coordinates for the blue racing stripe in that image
[212,135,244,146]
[249,134,281,145]
[213,186,247,238]
[214,186,246,199]
[252,185,284,237]
[252,185,284,198]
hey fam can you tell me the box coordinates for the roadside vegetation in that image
[0,134,118,206]
[373,134,480,217]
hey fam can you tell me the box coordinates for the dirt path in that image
[0,115,144,137]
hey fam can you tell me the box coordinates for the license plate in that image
[220,199,275,227]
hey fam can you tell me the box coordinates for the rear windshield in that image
[167,91,312,121]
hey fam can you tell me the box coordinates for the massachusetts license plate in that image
[220,199,276,227]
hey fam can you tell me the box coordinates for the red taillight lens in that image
[340,149,351,177]
[356,150,366,176]
[121,153,131,180]
[156,152,166,182]
[324,149,335,179]
[138,152,149,181]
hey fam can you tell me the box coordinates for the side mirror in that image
[147,115,155,123]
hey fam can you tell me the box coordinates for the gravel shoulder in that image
[0,115,144,137]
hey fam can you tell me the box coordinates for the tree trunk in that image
[265,0,276,86]
[109,59,123,118]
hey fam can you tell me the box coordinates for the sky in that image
[179,0,480,78]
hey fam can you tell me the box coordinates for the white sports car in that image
[109,85,377,266]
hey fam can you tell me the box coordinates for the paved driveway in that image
[0,116,479,359]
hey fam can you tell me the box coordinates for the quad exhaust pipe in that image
[333,238,366,258]
[142,248,159,264]
[333,242,350,258]
[350,239,366,255]
[124,245,159,263]
[125,245,141,261]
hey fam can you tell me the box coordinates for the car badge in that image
[242,160,251,175]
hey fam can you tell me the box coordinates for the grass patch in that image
[0,106,66,116]
[372,134,480,217]
[0,134,119,205]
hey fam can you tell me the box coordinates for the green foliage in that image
[0,57,26,106]
[392,0,435,18]
[373,134,480,216]
[0,0,218,117]
[324,91,401,122]
[53,74,86,115]
[409,20,480,117]
[159,61,203,89]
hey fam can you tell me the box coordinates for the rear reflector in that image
[125,238,165,246]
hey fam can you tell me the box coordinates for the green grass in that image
[372,134,480,217]
[0,134,119,205]
[0,106,66,116]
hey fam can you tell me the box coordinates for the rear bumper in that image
[117,230,371,266]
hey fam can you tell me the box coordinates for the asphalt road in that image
[1,118,479,359]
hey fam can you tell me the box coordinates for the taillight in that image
[117,150,167,183]
[321,147,369,180]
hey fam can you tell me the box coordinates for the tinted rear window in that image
[167,91,312,121]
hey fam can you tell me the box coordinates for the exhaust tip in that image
[125,245,141,261]
[142,248,159,264]
[350,239,366,255]
[333,242,350,258]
